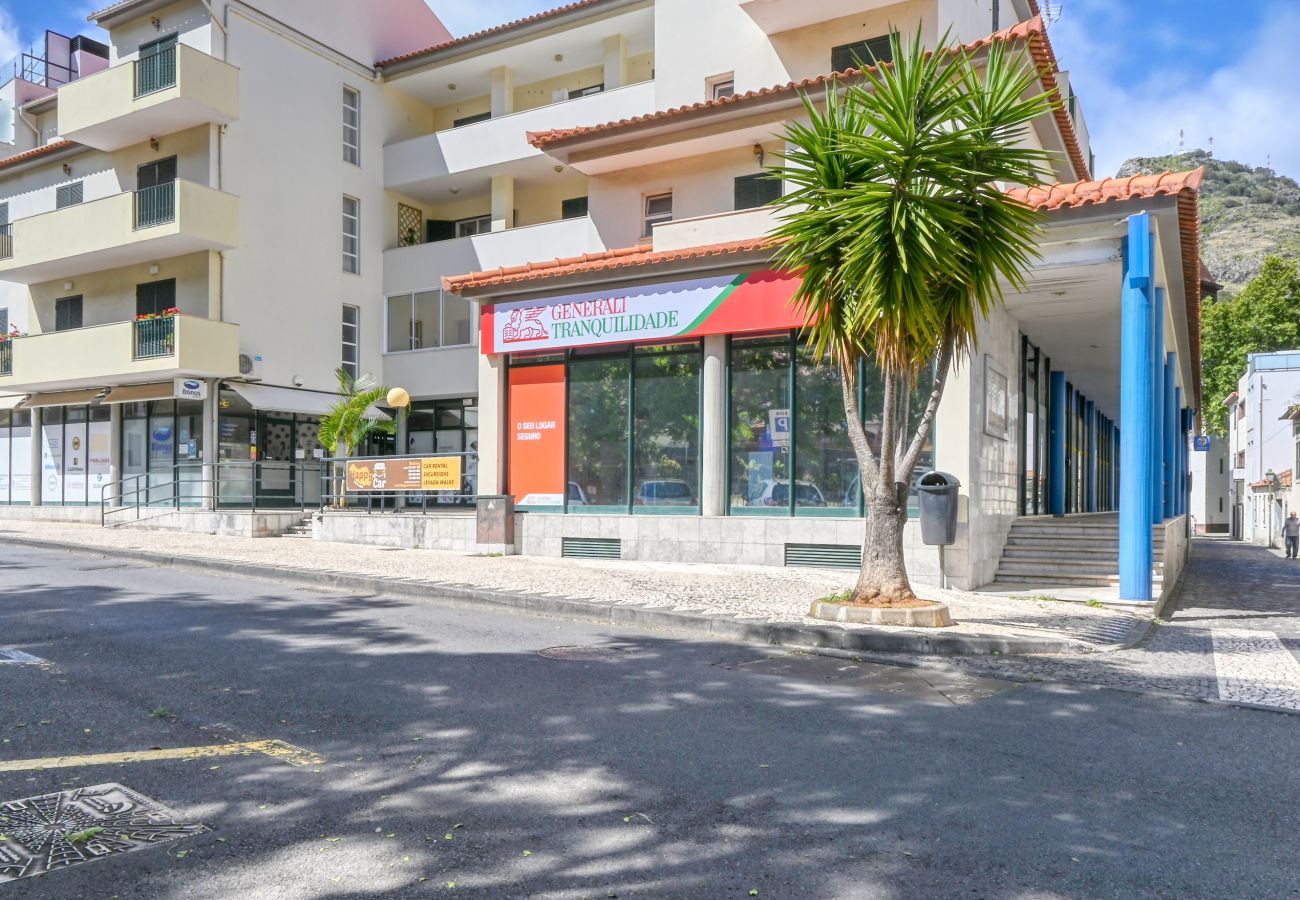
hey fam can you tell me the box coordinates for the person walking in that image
[1284,511,1300,559]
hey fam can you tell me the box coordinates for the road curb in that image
[2,535,1090,657]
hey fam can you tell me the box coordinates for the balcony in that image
[0,315,240,393]
[652,205,781,253]
[384,216,605,295]
[739,0,898,34]
[0,180,239,284]
[384,81,656,196]
[58,44,239,151]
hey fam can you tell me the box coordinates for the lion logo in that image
[502,307,549,343]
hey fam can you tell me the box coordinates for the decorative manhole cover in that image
[538,644,636,662]
[0,784,205,883]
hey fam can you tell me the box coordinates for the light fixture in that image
[554,54,563,63]
[149,137,160,151]
[752,143,765,166]
[553,165,563,174]
[449,187,460,195]
[387,387,411,409]
[447,83,456,91]
[63,281,73,291]
[62,163,71,176]
[292,375,304,388]
[148,264,160,275]
[150,16,160,29]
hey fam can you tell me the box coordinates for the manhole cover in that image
[0,784,205,883]
[538,644,636,662]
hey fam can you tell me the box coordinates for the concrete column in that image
[206,250,222,321]
[1084,399,1096,512]
[1048,371,1066,515]
[202,380,217,510]
[490,175,515,233]
[489,66,514,118]
[1151,287,1166,525]
[108,402,123,507]
[1119,215,1155,601]
[29,406,42,507]
[603,35,629,90]
[700,334,727,516]
[476,351,505,496]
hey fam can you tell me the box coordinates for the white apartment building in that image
[1189,431,1229,535]
[0,0,1203,601]
[1224,351,1300,545]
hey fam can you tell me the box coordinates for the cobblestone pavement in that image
[926,538,1300,712]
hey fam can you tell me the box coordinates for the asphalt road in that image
[0,542,1297,899]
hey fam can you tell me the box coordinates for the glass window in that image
[55,295,83,331]
[568,84,604,99]
[712,79,735,100]
[795,343,857,513]
[387,295,413,353]
[633,346,700,511]
[643,193,672,238]
[342,304,359,378]
[342,195,359,274]
[342,86,360,165]
[455,215,491,238]
[413,290,440,350]
[729,337,792,511]
[386,292,473,351]
[567,355,629,511]
[443,293,472,347]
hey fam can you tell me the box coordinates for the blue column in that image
[1163,352,1177,520]
[1085,399,1097,512]
[1049,371,1067,515]
[1151,287,1166,525]
[1120,215,1155,601]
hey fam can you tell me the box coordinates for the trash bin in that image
[476,495,515,547]
[917,471,960,546]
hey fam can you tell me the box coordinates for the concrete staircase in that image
[993,516,1166,588]
[282,514,315,540]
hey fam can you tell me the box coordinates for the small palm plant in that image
[772,30,1054,606]
[320,367,395,506]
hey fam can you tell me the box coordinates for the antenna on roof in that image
[1042,1,1064,27]
[1179,128,1184,152]
[1208,135,1214,157]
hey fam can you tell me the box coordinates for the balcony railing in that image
[134,316,176,359]
[135,181,177,229]
[135,46,177,97]
[0,224,11,260]
[0,340,11,376]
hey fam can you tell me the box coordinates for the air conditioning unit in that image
[238,353,255,376]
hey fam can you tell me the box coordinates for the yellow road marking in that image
[0,739,323,772]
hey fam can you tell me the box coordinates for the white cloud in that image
[1051,1,1300,179]
[425,0,553,38]
[0,7,24,68]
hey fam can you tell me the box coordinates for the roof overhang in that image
[89,0,180,29]
[0,141,87,175]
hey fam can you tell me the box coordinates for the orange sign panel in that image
[508,364,566,506]
[346,457,462,492]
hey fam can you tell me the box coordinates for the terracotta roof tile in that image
[1282,469,1294,489]
[376,0,614,68]
[443,238,774,294]
[0,140,78,171]
[527,16,1090,181]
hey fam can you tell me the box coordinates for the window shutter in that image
[561,197,589,219]
[0,307,7,334]
[734,173,780,210]
[56,296,82,331]
[56,182,84,209]
[426,220,456,243]
[0,202,8,226]
[831,35,893,72]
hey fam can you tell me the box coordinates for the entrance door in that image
[255,415,295,506]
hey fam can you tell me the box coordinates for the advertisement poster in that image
[482,271,805,354]
[41,422,62,503]
[508,364,566,507]
[10,419,30,503]
[346,456,462,492]
[88,421,113,498]
[64,421,87,501]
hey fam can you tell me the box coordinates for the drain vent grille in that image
[561,537,622,560]
[785,543,862,569]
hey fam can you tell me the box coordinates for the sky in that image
[1,0,1295,180]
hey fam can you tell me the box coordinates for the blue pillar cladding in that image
[1151,287,1166,525]
[1120,215,1155,601]
[1163,353,1177,520]
[1049,371,1067,515]
[1085,399,1097,512]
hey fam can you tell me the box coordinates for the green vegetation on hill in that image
[1117,150,1300,294]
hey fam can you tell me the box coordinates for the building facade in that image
[0,0,1201,601]
[1224,352,1300,545]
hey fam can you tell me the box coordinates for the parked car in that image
[754,479,827,507]
[634,479,695,506]
[567,482,588,506]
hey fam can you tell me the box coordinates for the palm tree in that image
[772,30,1054,606]
[320,368,395,507]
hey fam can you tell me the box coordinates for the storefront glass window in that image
[729,337,792,512]
[633,345,701,511]
[795,343,858,514]
[40,408,64,505]
[10,410,31,504]
[567,354,629,511]
[0,410,10,504]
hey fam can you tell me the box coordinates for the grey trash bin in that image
[917,471,960,546]
[476,495,515,546]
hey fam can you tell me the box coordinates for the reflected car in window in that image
[634,479,695,506]
[567,482,588,506]
[755,479,826,507]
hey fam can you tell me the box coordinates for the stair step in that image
[994,573,1166,588]
[1002,548,1120,561]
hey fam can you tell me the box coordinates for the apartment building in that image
[0,0,1202,600]
[1224,351,1300,545]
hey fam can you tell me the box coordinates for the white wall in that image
[1189,435,1229,534]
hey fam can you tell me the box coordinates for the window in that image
[136,33,178,96]
[136,278,176,317]
[55,295,82,331]
[342,195,359,274]
[343,86,360,164]
[0,307,6,333]
[56,181,83,209]
[342,305,359,378]
[734,172,781,210]
[712,79,735,100]
[386,291,474,352]
[455,214,492,238]
[831,35,893,72]
[642,192,672,238]
[136,157,177,227]
[561,196,589,220]
[568,84,604,99]
[453,111,491,128]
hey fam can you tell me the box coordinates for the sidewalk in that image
[0,520,1152,656]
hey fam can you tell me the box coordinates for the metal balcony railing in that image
[134,45,177,97]
[0,223,11,260]
[135,181,176,229]
[0,340,11,376]
[134,316,175,359]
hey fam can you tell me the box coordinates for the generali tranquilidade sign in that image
[346,457,462,492]
[480,270,805,354]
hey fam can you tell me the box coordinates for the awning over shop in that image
[0,394,25,411]
[228,384,338,417]
[103,382,175,404]
[22,388,107,407]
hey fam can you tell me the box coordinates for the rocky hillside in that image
[1117,150,1300,294]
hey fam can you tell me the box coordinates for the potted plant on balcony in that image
[401,226,420,247]
[135,307,180,355]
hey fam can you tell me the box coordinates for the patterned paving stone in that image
[1211,628,1300,711]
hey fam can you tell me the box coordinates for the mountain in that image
[1116,150,1300,294]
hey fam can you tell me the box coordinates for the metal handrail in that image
[319,452,479,514]
[0,223,11,261]
[133,315,176,359]
[101,459,323,526]
[135,181,176,229]
[134,45,177,97]
[0,340,11,376]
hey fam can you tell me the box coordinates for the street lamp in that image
[387,387,411,510]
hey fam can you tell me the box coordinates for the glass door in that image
[255,414,295,506]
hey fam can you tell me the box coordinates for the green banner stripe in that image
[676,273,749,336]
